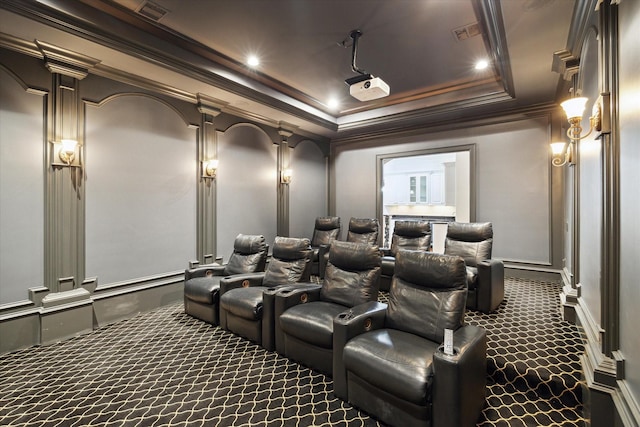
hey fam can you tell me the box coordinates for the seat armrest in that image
[274,285,322,354]
[185,264,226,280]
[332,301,387,399]
[477,259,505,313]
[380,248,392,257]
[262,283,320,352]
[219,273,266,296]
[432,325,487,427]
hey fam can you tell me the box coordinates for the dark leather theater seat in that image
[444,221,504,313]
[183,234,267,325]
[334,250,487,427]
[274,240,381,376]
[218,236,313,350]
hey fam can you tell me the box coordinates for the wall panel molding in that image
[0,276,183,354]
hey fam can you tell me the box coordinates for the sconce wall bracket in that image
[202,159,218,179]
[594,93,611,134]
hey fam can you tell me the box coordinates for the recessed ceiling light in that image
[475,59,489,70]
[327,98,340,110]
[247,55,260,67]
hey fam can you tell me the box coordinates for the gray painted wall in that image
[0,67,45,304]
[85,95,197,285]
[618,0,640,412]
[289,140,327,240]
[216,125,278,259]
[332,116,557,270]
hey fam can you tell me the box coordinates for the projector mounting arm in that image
[345,29,372,85]
[350,30,367,75]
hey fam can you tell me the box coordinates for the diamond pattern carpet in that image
[0,278,586,426]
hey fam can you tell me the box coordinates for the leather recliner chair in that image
[318,217,379,279]
[444,222,504,313]
[380,220,431,291]
[333,250,487,427]
[218,236,313,351]
[309,216,341,276]
[183,234,268,325]
[274,240,381,376]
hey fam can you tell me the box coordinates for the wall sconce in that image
[551,95,605,167]
[550,141,573,167]
[51,139,79,166]
[202,159,218,179]
[281,168,292,184]
[561,97,600,142]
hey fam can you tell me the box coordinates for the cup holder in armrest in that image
[437,345,459,356]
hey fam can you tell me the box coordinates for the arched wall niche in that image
[216,122,278,259]
[0,65,47,304]
[84,93,198,287]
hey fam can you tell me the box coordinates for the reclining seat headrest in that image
[312,216,341,246]
[390,220,431,256]
[272,236,312,261]
[225,234,267,275]
[445,222,493,267]
[322,241,381,307]
[264,236,312,286]
[347,217,379,244]
[388,251,467,342]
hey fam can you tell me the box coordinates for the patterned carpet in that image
[0,278,586,426]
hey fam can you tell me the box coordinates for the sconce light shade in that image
[281,168,292,184]
[202,159,218,179]
[550,141,567,155]
[560,97,588,120]
[550,141,572,167]
[59,139,78,165]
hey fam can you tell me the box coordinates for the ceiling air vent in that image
[136,1,168,22]
[452,22,481,41]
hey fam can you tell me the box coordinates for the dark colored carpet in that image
[0,277,586,426]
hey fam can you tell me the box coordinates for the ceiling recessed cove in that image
[136,1,169,22]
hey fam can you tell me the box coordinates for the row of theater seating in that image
[311,217,504,313]
[183,218,503,427]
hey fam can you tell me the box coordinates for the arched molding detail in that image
[0,63,48,96]
[288,138,328,157]
[83,92,195,128]
[219,121,279,145]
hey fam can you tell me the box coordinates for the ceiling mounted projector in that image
[343,30,390,102]
[348,76,390,101]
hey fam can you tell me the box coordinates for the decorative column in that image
[277,124,296,237]
[37,41,99,294]
[553,49,582,314]
[36,41,100,343]
[197,94,223,265]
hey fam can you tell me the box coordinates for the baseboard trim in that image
[0,273,185,355]
[615,379,640,427]
[574,294,639,427]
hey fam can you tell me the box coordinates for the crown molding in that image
[0,0,337,131]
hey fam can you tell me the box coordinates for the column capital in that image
[552,49,580,82]
[278,122,298,140]
[197,93,226,117]
[35,40,101,80]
